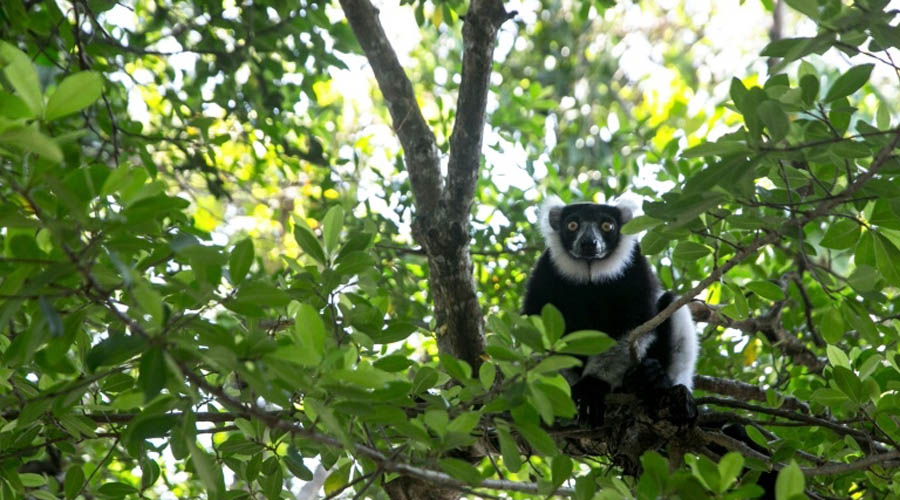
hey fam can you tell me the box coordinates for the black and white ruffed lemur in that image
[522,196,698,424]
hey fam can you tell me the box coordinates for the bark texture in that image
[337,2,512,498]
[338,0,512,372]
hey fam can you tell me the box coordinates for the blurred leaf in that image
[673,241,712,262]
[820,219,861,250]
[0,41,42,115]
[323,463,351,496]
[0,126,63,163]
[322,205,344,256]
[138,347,167,402]
[824,64,874,102]
[775,461,804,500]
[229,238,254,284]
[558,330,615,355]
[533,355,581,374]
[45,71,103,121]
[497,425,523,472]
[293,223,326,265]
[514,423,557,456]
[64,466,85,500]
[746,281,785,301]
[439,458,482,485]
[541,303,565,343]
[872,233,900,286]
[785,0,817,18]
[757,100,790,142]
[718,452,744,491]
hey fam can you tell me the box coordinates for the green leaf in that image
[133,281,164,325]
[373,354,413,372]
[45,71,103,121]
[757,100,790,142]
[511,324,544,351]
[824,64,874,102]
[479,361,496,389]
[746,281,785,301]
[730,77,748,110]
[532,355,581,374]
[799,74,819,106]
[64,465,85,500]
[826,344,850,369]
[234,281,291,308]
[559,330,615,356]
[440,354,472,382]
[292,303,326,366]
[186,440,225,500]
[86,334,144,371]
[97,482,139,497]
[872,233,900,286]
[551,455,573,490]
[541,303,565,343]
[138,347,167,402]
[681,140,747,158]
[848,265,880,292]
[323,463,351,495]
[876,100,891,129]
[785,0,817,18]
[447,411,481,436]
[514,423,557,456]
[775,461,804,500]
[641,230,669,255]
[485,344,525,361]
[0,42,42,115]
[718,452,744,491]
[293,222,326,265]
[439,458,482,485]
[0,90,32,118]
[820,219,861,250]
[229,238,254,284]
[0,126,63,163]
[322,205,344,256]
[497,425,523,472]
[673,241,712,262]
[621,215,662,235]
[19,473,46,487]
[687,454,721,492]
[811,387,847,406]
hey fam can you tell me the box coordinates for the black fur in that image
[522,245,658,337]
[523,201,695,425]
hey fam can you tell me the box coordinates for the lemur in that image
[522,196,698,424]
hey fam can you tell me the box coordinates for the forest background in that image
[1,0,900,498]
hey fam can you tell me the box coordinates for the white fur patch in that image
[666,302,698,391]
[539,196,638,284]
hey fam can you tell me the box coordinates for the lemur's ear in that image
[614,198,639,224]
[539,195,565,241]
[548,206,563,231]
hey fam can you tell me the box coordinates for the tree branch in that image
[694,375,810,413]
[628,130,900,358]
[689,301,826,373]
[445,1,513,221]
[801,451,900,476]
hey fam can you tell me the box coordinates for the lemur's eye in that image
[601,221,615,232]
[567,221,579,231]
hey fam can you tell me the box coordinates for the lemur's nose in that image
[579,238,599,256]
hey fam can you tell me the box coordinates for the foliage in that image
[1,0,900,499]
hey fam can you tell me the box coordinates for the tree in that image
[1,0,899,498]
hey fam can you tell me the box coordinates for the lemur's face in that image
[549,203,627,261]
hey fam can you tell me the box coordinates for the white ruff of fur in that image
[539,196,637,284]
[666,302,698,391]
